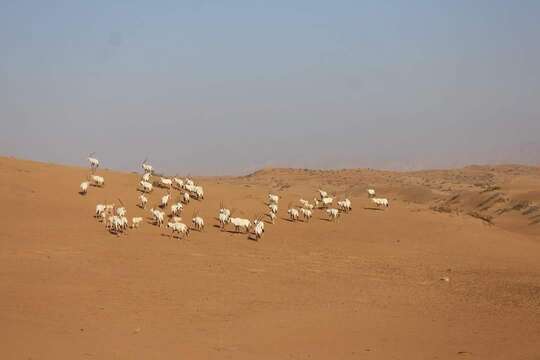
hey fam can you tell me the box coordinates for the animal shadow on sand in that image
[219,228,250,235]
[160,233,188,240]
[247,233,259,242]
[364,207,384,211]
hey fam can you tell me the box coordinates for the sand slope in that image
[1,156,539,359]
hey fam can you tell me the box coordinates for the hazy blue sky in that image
[1,1,539,174]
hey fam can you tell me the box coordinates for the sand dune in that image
[1,156,539,359]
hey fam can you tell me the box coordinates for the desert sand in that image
[1,156,539,359]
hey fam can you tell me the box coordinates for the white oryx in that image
[219,205,231,218]
[107,215,128,234]
[160,193,170,208]
[95,204,106,218]
[337,198,352,212]
[142,172,152,182]
[104,203,115,214]
[314,195,332,208]
[218,203,231,229]
[140,181,153,193]
[150,208,165,227]
[321,196,333,208]
[116,206,127,217]
[184,183,195,193]
[183,183,204,200]
[80,181,89,194]
[160,177,172,189]
[300,198,314,210]
[268,194,279,204]
[326,208,340,221]
[267,211,277,224]
[253,217,265,240]
[106,215,121,233]
[318,189,328,199]
[139,194,148,209]
[120,216,129,231]
[229,217,251,233]
[287,207,300,221]
[91,175,105,187]
[218,212,231,229]
[300,208,312,222]
[193,185,204,200]
[173,177,184,189]
[167,222,190,238]
[142,160,153,173]
[371,198,389,208]
[184,178,194,188]
[88,154,99,169]
[171,202,183,216]
[131,217,143,228]
[182,192,190,204]
[192,213,205,231]
[269,203,278,214]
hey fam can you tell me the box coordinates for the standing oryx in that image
[299,198,314,211]
[268,193,279,205]
[159,191,171,209]
[300,208,312,222]
[140,181,153,193]
[173,176,184,190]
[318,189,328,200]
[287,203,300,221]
[267,211,277,224]
[371,198,389,208]
[139,194,148,209]
[159,177,173,189]
[326,208,340,221]
[171,202,183,216]
[150,208,165,227]
[218,201,231,229]
[142,172,152,183]
[90,174,105,187]
[337,198,352,213]
[320,196,333,208]
[167,221,189,239]
[88,153,99,171]
[268,203,278,215]
[229,217,251,233]
[79,181,89,195]
[142,158,153,173]
[192,210,205,231]
[253,214,265,240]
[182,191,191,204]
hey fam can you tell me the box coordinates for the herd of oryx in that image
[80,154,390,240]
